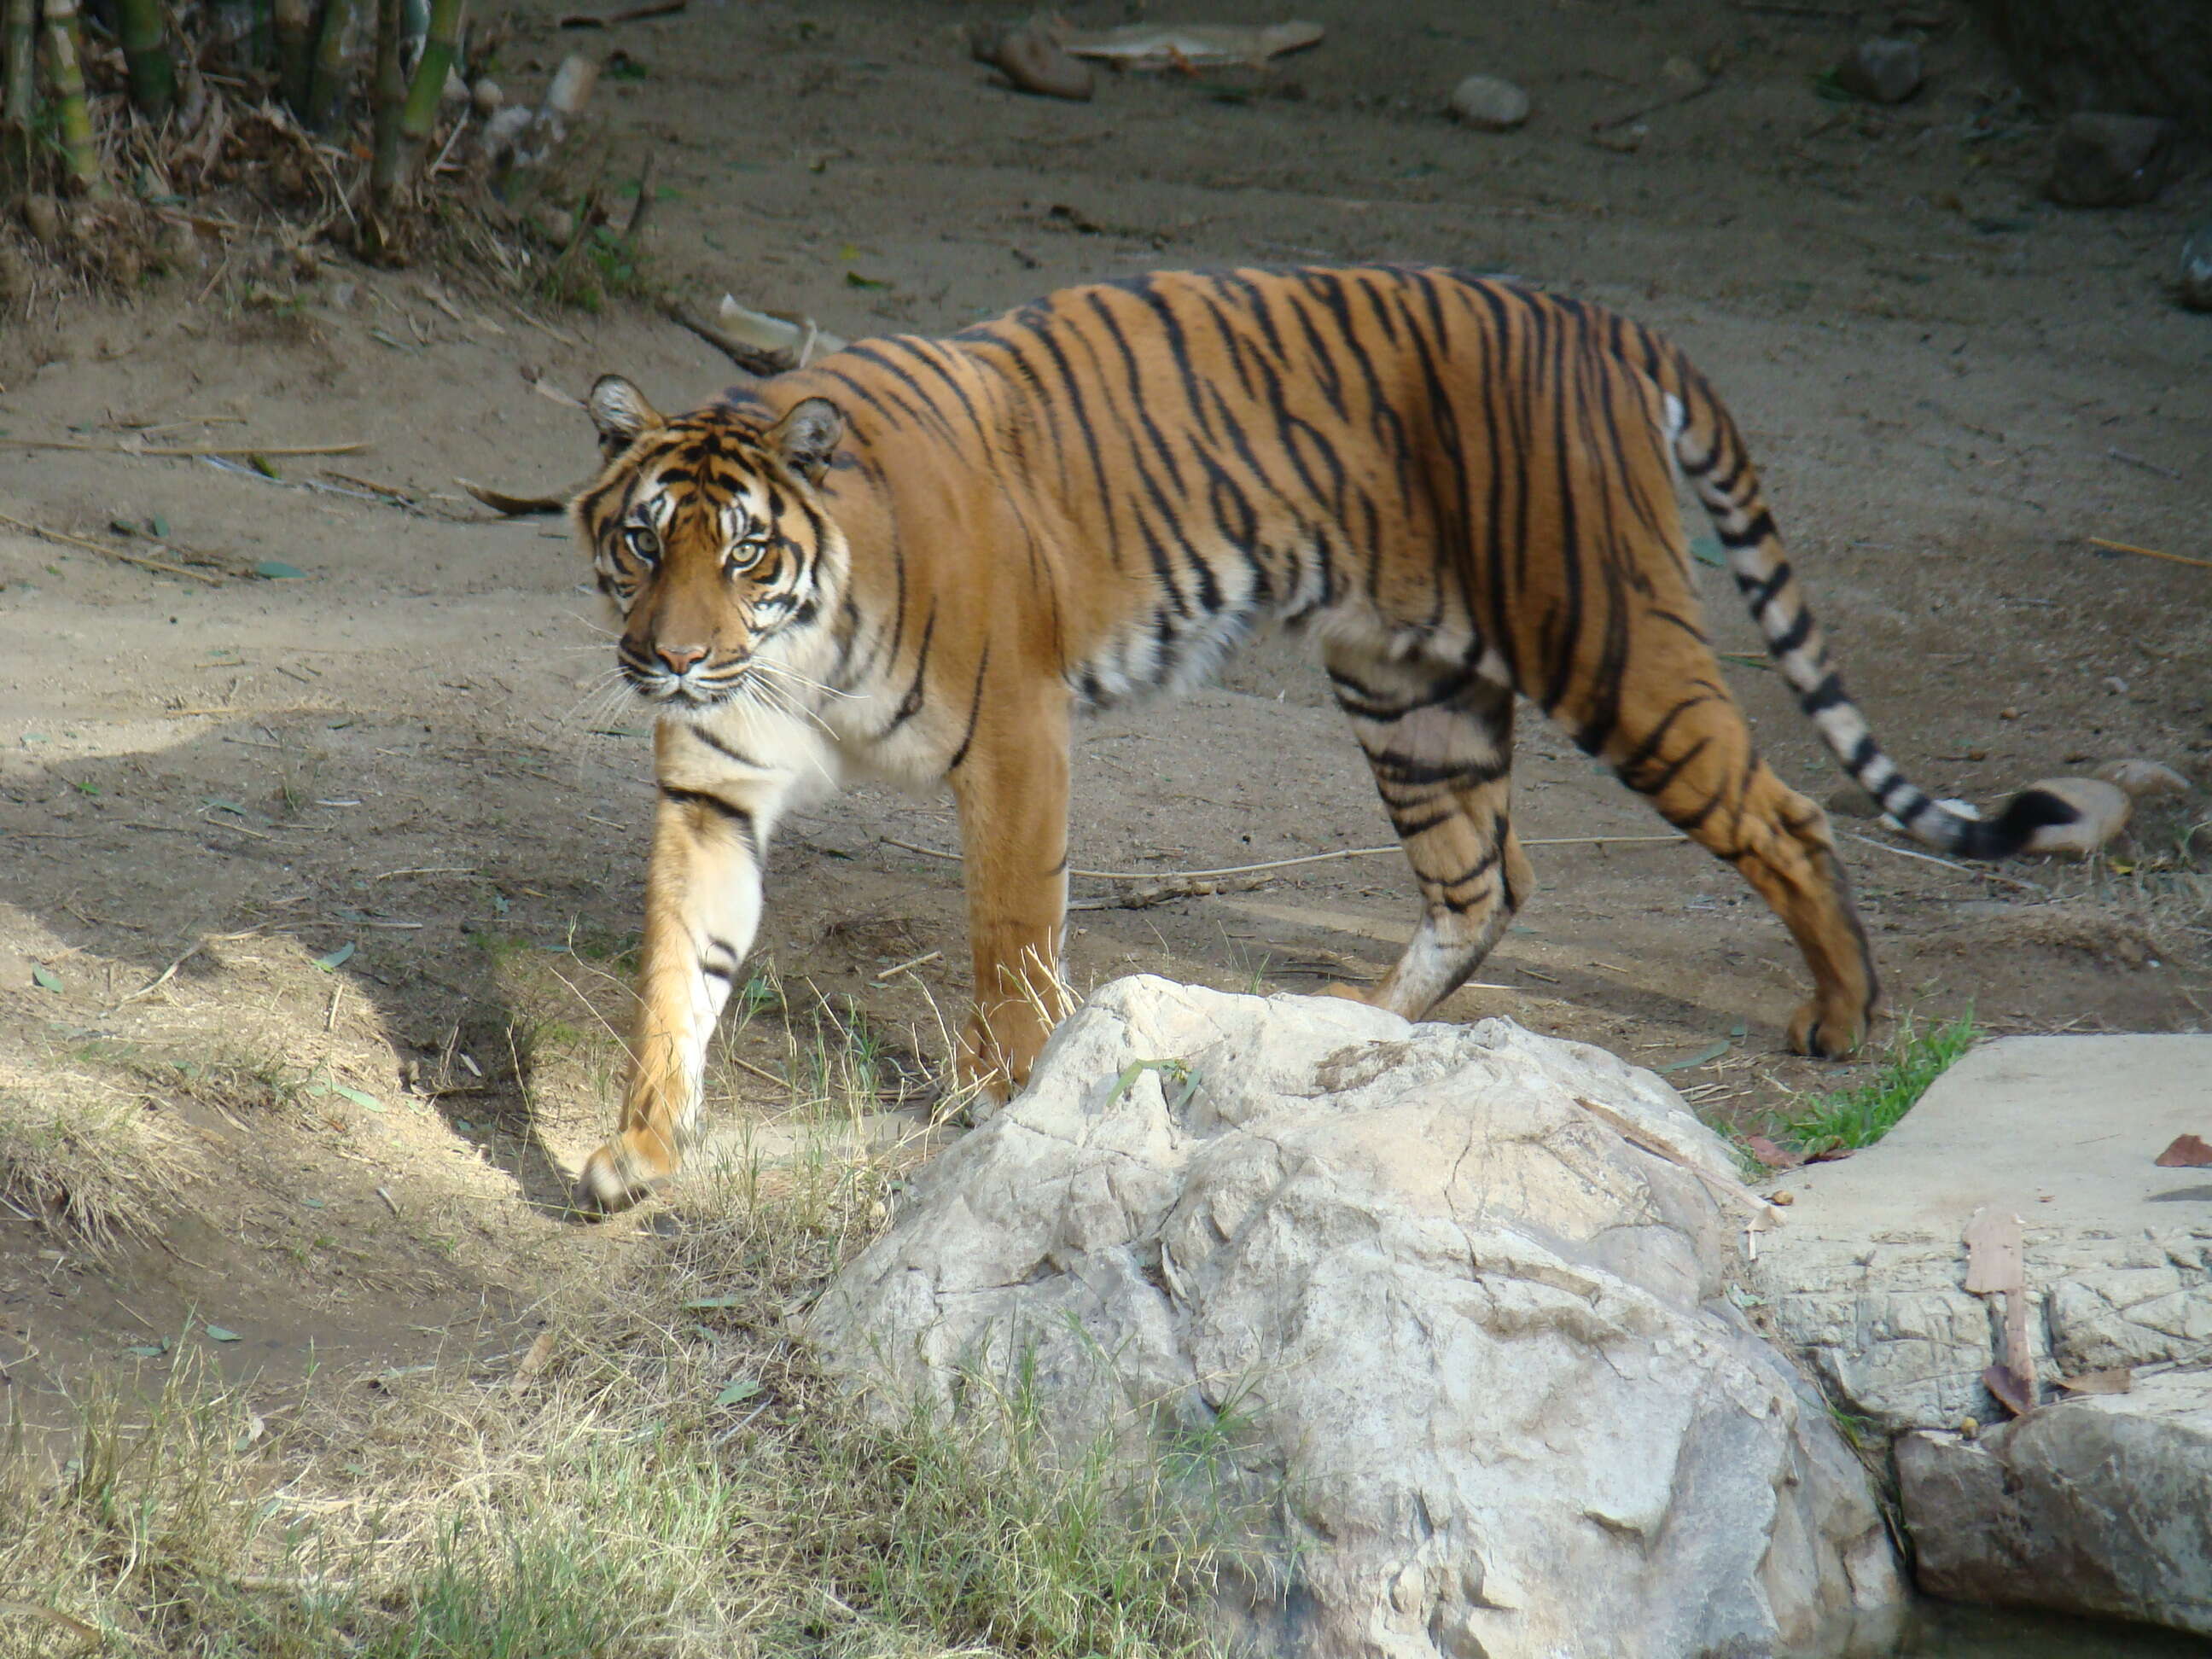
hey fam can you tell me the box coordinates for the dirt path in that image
[3,0,2207,1420]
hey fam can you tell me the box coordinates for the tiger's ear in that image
[765,397,843,484]
[587,375,662,455]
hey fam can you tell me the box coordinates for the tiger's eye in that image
[625,526,661,561]
[726,537,771,573]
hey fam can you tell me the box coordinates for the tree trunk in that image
[273,0,313,114]
[303,0,355,132]
[359,0,405,257]
[1970,0,2212,137]
[40,0,104,195]
[396,0,459,143]
[3,0,35,183]
[115,0,176,120]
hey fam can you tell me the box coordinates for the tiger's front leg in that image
[572,756,789,1215]
[950,691,1074,1104]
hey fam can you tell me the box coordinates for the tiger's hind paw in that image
[1786,1000,1869,1061]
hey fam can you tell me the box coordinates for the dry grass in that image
[0,1018,1251,1659]
[0,1054,196,1247]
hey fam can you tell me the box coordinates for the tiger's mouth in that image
[619,653,754,708]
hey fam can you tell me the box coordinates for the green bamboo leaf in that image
[255,560,307,579]
[31,965,61,992]
[204,1324,242,1342]
[713,1377,760,1406]
[314,941,356,971]
[684,1295,745,1310]
[333,1085,382,1111]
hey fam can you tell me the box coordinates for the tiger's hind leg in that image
[1592,653,1877,1057]
[1325,649,1534,1020]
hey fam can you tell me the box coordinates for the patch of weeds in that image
[1770,1012,1977,1159]
[0,1060,188,1245]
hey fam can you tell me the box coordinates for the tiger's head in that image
[570,375,847,713]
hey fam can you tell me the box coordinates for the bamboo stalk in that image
[358,0,406,256]
[3,0,36,177]
[303,0,354,131]
[114,0,177,120]
[273,0,313,113]
[39,0,103,196]
[396,0,460,142]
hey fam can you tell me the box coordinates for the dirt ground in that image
[2,0,2208,1430]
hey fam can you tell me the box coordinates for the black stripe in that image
[946,644,992,773]
[1798,672,1848,716]
[660,786,756,846]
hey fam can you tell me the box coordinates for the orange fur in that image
[564,266,2089,1214]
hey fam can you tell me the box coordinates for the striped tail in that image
[1664,375,2081,861]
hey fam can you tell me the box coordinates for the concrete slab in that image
[1774,1034,2212,1241]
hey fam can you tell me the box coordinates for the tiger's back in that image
[565,265,2100,1214]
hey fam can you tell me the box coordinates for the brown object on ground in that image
[2153,1133,2212,1168]
[1833,38,1924,103]
[1057,20,1324,70]
[1965,1206,2038,1414]
[969,22,1095,102]
[2046,112,2174,207]
[1971,0,2212,141]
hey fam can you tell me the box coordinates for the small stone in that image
[1450,73,1531,132]
[2018,777,2132,857]
[154,218,200,272]
[2047,113,2174,208]
[969,21,1093,102]
[2180,224,2212,312]
[1825,783,1883,819]
[21,194,61,247]
[472,77,505,117]
[2095,759,2189,799]
[442,64,470,104]
[2101,675,2130,696]
[0,245,32,305]
[2000,707,2020,721]
[535,207,576,247]
[1833,38,1923,104]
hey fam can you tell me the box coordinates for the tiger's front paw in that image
[569,1135,673,1219]
[1786,998,1869,1061]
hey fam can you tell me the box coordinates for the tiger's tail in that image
[1662,364,2081,861]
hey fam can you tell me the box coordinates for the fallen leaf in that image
[1807,1144,1856,1163]
[2154,1133,2212,1168]
[843,271,889,289]
[714,1376,760,1406]
[1744,1133,1802,1171]
[204,1324,242,1342]
[2056,1367,2133,1395]
[1656,1038,1731,1074]
[255,560,307,579]
[684,1295,746,1309]
[508,1330,557,1390]
[314,941,357,972]
[332,1085,382,1111]
[1982,1362,2034,1417]
[30,965,61,992]
[126,1342,166,1358]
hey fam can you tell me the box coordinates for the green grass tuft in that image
[1778,1012,1977,1156]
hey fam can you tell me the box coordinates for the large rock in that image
[808,977,1904,1659]
[1752,1033,2212,1637]
[1898,1375,2212,1634]
[2046,111,2174,207]
[1754,1035,2212,1434]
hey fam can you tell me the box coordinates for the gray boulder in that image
[808,977,1905,1659]
[1899,1375,2212,1635]
[2047,112,2174,207]
[1834,38,1924,105]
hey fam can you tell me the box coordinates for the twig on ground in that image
[2087,536,2212,573]
[665,299,800,376]
[0,510,226,584]
[882,833,1685,884]
[1844,831,2048,894]
[114,939,206,1008]
[1591,74,1718,133]
[2104,447,2180,481]
[0,438,365,457]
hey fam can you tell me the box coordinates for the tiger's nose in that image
[655,643,708,672]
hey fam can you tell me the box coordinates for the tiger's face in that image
[571,375,846,713]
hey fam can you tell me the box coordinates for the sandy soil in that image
[2,0,2208,1422]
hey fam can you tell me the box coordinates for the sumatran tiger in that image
[565,264,2101,1215]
